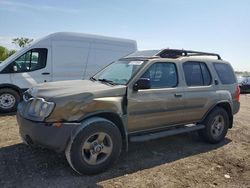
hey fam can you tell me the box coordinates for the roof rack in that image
[156,49,222,60]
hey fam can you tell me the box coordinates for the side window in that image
[141,62,178,88]
[183,61,211,86]
[200,63,212,85]
[13,48,47,73]
[213,63,236,84]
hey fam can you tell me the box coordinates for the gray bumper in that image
[233,101,240,115]
[17,113,80,153]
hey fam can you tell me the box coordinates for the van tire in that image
[0,88,20,113]
[198,107,229,144]
[65,118,122,175]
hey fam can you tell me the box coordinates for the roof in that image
[43,32,137,45]
[122,49,222,61]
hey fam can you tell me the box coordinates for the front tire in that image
[198,107,229,144]
[65,117,122,175]
[0,88,20,113]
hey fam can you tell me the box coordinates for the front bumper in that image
[17,113,80,153]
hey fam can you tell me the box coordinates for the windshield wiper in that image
[98,78,117,85]
[90,77,97,81]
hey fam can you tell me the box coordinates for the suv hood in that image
[29,80,127,100]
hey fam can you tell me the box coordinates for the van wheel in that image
[0,88,20,113]
[198,107,229,144]
[65,118,122,175]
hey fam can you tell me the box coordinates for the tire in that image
[0,88,20,113]
[65,117,122,175]
[198,107,229,144]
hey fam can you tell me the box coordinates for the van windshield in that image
[92,60,145,85]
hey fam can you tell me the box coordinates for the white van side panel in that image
[0,74,12,85]
[52,40,90,81]
[84,42,136,79]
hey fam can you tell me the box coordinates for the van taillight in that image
[236,85,240,102]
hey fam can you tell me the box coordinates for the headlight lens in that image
[28,98,55,118]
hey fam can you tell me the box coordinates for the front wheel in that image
[0,88,20,113]
[198,107,229,144]
[65,118,122,175]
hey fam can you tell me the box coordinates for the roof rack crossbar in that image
[157,49,221,60]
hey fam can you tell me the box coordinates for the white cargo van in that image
[0,32,137,112]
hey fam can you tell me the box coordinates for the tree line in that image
[0,37,33,61]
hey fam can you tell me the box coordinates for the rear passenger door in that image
[181,61,215,123]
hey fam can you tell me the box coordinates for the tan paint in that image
[46,96,124,122]
[21,55,239,135]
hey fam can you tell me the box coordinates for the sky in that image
[0,0,249,71]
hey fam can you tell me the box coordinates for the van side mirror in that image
[13,65,18,72]
[133,78,151,91]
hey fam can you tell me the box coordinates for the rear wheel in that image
[65,118,122,175]
[0,88,20,113]
[198,107,229,144]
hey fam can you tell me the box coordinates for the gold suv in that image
[17,49,240,174]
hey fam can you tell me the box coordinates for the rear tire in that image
[198,107,229,144]
[65,117,122,175]
[0,88,20,113]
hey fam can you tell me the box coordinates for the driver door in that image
[11,48,52,89]
[127,62,184,133]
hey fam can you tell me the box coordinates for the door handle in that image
[42,72,50,75]
[174,93,182,97]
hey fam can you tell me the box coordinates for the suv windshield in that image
[93,60,145,85]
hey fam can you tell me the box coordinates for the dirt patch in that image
[0,95,249,188]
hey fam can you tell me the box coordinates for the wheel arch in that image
[202,101,233,128]
[71,112,128,151]
[0,84,23,96]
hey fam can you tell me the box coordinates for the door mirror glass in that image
[13,65,18,72]
[133,78,151,91]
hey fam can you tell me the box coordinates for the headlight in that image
[28,98,55,118]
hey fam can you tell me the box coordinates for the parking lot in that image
[0,95,249,188]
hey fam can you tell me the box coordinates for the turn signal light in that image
[54,122,62,128]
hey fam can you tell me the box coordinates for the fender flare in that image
[69,113,128,151]
[200,100,233,128]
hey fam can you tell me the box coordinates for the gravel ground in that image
[0,95,249,188]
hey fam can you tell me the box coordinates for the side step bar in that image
[129,124,205,142]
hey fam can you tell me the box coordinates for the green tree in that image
[8,49,16,56]
[12,37,33,48]
[0,46,9,61]
[0,46,16,62]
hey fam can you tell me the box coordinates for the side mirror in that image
[13,65,18,72]
[133,78,151,91]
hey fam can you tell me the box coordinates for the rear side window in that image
[213,63,236,84]
[183,61,212,86]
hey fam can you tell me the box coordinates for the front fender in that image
[46,96,124,122]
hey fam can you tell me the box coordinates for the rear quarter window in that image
[213,63,236,84]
